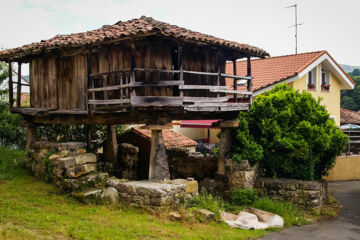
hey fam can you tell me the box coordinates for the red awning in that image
[180,120,221,129]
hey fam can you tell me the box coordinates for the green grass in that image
[0,148,267,240]
[0,147,26,180]
[252,198,311,227]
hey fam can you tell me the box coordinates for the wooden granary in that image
[0,16,269,180]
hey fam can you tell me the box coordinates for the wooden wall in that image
[29,37,227,111]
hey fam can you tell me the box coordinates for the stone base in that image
[114,179,198,208]
[255,178,328,209]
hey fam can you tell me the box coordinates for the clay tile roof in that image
[132,127,197,148]
[225,51,328,92]
[341,108,360,125]
[0,16,269,61]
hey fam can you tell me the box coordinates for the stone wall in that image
[111,178,198,209]
[117,143,139,180]
[167,148,217,180]
[255,178,328,209]
[225,159,258,189]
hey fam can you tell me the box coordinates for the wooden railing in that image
[87,68,252,113]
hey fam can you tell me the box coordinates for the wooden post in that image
[8,62,13,108]
[85,125,92,152]
[16,62,22,108]
[247,57,252,105]
[141,125,172,180]
[178,44,184,99]
[130,42,136,99]
[25,124,37,151]
[233,59,237,103]
[105,124,118,174]
[217,120,239,175]
[87,50,93,114]
[216,52,221,98]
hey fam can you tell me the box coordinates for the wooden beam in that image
[132,80,183,87]
[130,41,136,98]
[220,73,251,80]
[16,62,22,108]
[90,68,131,78]
[140,125,173,130]
[183,70,218,76]
[25,125,37,151]
[179,85,228,90]
[131,96,182,106]
[210,89,252,95]
[134,68,180,74]
[87,49,92,114]
[233,59,237,102]
[8,62,13,108]
[178,44,184,98]
[88,99,131,105]
[105,124,118,175]
[88,84,132,93]
[183,96,229,103]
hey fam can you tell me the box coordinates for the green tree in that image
[0,62,26,148]
[341,74,360,111]
[232,84,347,180]
[352,68,360,76]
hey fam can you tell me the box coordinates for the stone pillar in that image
[25,124,37,151]
[105,124,118,173]
[141,125,172,180]
[216,120,239,175]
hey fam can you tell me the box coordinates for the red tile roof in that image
[131,127,197,148]
[0,16,268,61]
[341,108,360,125]
[226,51,326,92]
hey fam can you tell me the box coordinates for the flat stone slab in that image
[116,180,186,196]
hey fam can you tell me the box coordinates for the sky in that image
[1,0,360,67]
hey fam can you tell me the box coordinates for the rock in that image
[244,207,284,229]
[166,179,198,194]
[106,178,129,187]
[81,172,109,183]
[74,153,97,165]
[76,148,87,154]
[66,164,97,178]
[55,156,76,169]
[73,188,103,204]
[100,187,119,205]
[60,150,72,157]
[194,209,215,222]
[49,154,60,160]
[169,211,181,221]
[63,179,82,192]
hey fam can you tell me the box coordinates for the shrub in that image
[233,84,347,180]
[0,147,26,180]
[191,188,225,219]
[252,197,309,227]
[231,188,258,206]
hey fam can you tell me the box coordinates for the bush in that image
[191,188,225,219]
[252,197,309,227]
[231,188,258,206]
[0,147,26,180]
[233,84,347,180]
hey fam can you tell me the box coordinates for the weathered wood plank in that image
[90,68,131,77]
[209,89,252,95]
[8,62,13,107]
[131,96,183,106]
[88,84,132,93]
[134,68,180,74]
[16,62,22,107]
[192,102,249,107]
[183,96,229,103]
[183,70,218,76]
[132,80,183,87]
[179,85,228,90]
[221,73,252,80]
[88,99,131,105]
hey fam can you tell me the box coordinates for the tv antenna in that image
[286,4,303,54]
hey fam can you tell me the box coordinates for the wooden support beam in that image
[217,127,231,175]
[178,44,184,98]
[149,129,170,180]
[233,59,237,102]
[87,50,93,114]
[16,62,22,108]
[8,62,13,108]
[105,124,118,174]
[85,125,92,152]
[25,124,37,151]
[130,41,136,98]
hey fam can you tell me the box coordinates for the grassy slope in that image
[0,148,266,240]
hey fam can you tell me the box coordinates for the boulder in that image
[55,156,76,169]
[166,179,198,195]
[74,153,97,165]
[106,178,129,187]
[73,188,103,204]
[169,211,182,221]
[194,209,215,222]
[66,164,97,178]
[100,187,119,205]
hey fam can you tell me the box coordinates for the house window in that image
[307,67,317,90]
[321,68,330,91]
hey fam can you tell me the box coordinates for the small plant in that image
[231,188,258,206]
[321,84,330,91]
[43,151,56,182]
[190,188,225,220]
[307,83,315,89]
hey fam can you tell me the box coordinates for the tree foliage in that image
[0,62,26,148]
[232,84,347,180]
[341,73,360,110]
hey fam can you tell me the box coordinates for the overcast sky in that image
[1,0,360,66]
